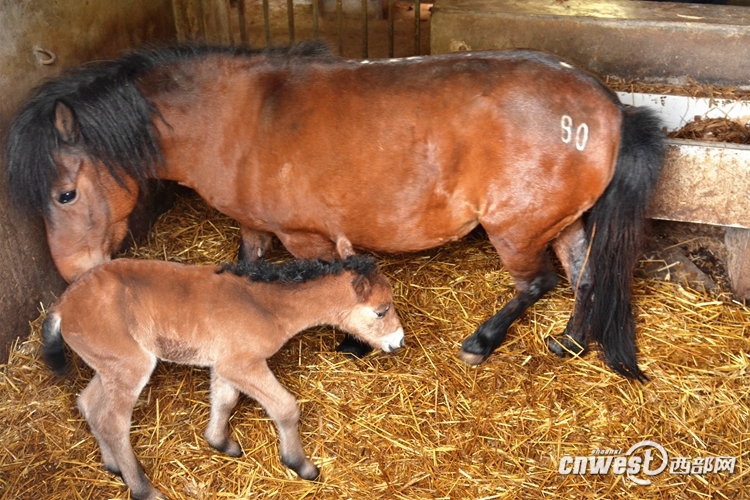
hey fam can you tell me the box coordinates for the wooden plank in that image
[726,228,750,301]
[431,0,750,85]
[651,141,750,229]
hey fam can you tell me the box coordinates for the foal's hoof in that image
[335,335,374,358]
[547,335,586,358]
[283,456,320,481]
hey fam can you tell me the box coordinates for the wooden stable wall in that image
[0,0,177,361]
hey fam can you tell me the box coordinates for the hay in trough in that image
[668,117,750,145]
[1,193,748,499]
[606,77,750,101]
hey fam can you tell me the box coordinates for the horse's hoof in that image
[283,456,320,481]
[547,336,585,358]
[302,464,321,481]
[335,336,373,358]
[458,332,495,366]
[458,349,487,366]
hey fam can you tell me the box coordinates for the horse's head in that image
[339,267,405,353]
[45,103,140,282]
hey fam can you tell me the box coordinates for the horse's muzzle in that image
[382,328,405,353]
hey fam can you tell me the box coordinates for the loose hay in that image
[1,193,749,499]
[605,77,750,101]
[668,117,750,145]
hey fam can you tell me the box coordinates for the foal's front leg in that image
[204,369,242,457]
[214,361,319,480]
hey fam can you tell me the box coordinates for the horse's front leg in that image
[204,368,242,457]
[459,238,558,365]
[216,361,320,480]
[238,226,274,263]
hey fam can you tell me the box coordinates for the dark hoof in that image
[282,456,320,481]
[547,335,586,358]
[458,334,493,366]
[335,335,373,358]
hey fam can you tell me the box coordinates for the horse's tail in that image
[579,105,666,382]
[41,311,69,376]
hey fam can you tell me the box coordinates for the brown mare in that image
[7,41,665,380]
[41,255,404,500]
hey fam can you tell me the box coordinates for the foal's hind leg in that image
[549,219,592,358]
[459,236,559,365]
[78,357,162,500]
[214,360,319,480]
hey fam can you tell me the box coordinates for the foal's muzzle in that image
[382,328,405,353]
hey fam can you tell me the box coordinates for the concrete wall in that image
[0,0,178,361]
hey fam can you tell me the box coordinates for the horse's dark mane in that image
[218,254,378,284]
[3,40,333,214]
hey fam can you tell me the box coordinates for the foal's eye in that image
[56,190,77,204]
[375,305,390,319]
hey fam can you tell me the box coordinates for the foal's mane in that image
[219,255,378,284]
[3,40,332,214]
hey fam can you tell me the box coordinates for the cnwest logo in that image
[558,440,737,485]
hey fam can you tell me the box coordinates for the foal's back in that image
[55,259,290,364]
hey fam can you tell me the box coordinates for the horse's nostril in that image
[398,337,405,348]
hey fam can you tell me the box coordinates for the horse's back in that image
[153,49,624,253]
[54,260,239,365]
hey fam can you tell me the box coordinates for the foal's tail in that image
[579,106,666,382]
[41,311,69,376]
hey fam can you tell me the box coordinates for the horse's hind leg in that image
[78,357,163,500]
[215,360,319,480]
[549,219,591,357]
[78,374,120,475]
[459,236,558,365]
[204,368,242,457]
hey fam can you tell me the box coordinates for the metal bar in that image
[361,0,368,59]
[414,0,421,55]
[336,0,343,55]
[287,0,296,42]
[237,0,248,44]
[388,0,394,58]
[263,0,271,44]
[312,0,319,38]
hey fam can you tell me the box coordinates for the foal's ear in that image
[353,274,372,301]
[53,101,79,144]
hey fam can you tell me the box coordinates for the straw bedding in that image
[1,193,748,499]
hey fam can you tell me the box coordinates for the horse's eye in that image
[56,190,77,204]
[376,305,390,319]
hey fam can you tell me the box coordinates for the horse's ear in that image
[353,274,372,302]
[336,236,355,258]
[53,101,79,144]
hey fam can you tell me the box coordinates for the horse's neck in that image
[252,276,351,338]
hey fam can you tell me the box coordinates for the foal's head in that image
[222,256,405,353]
